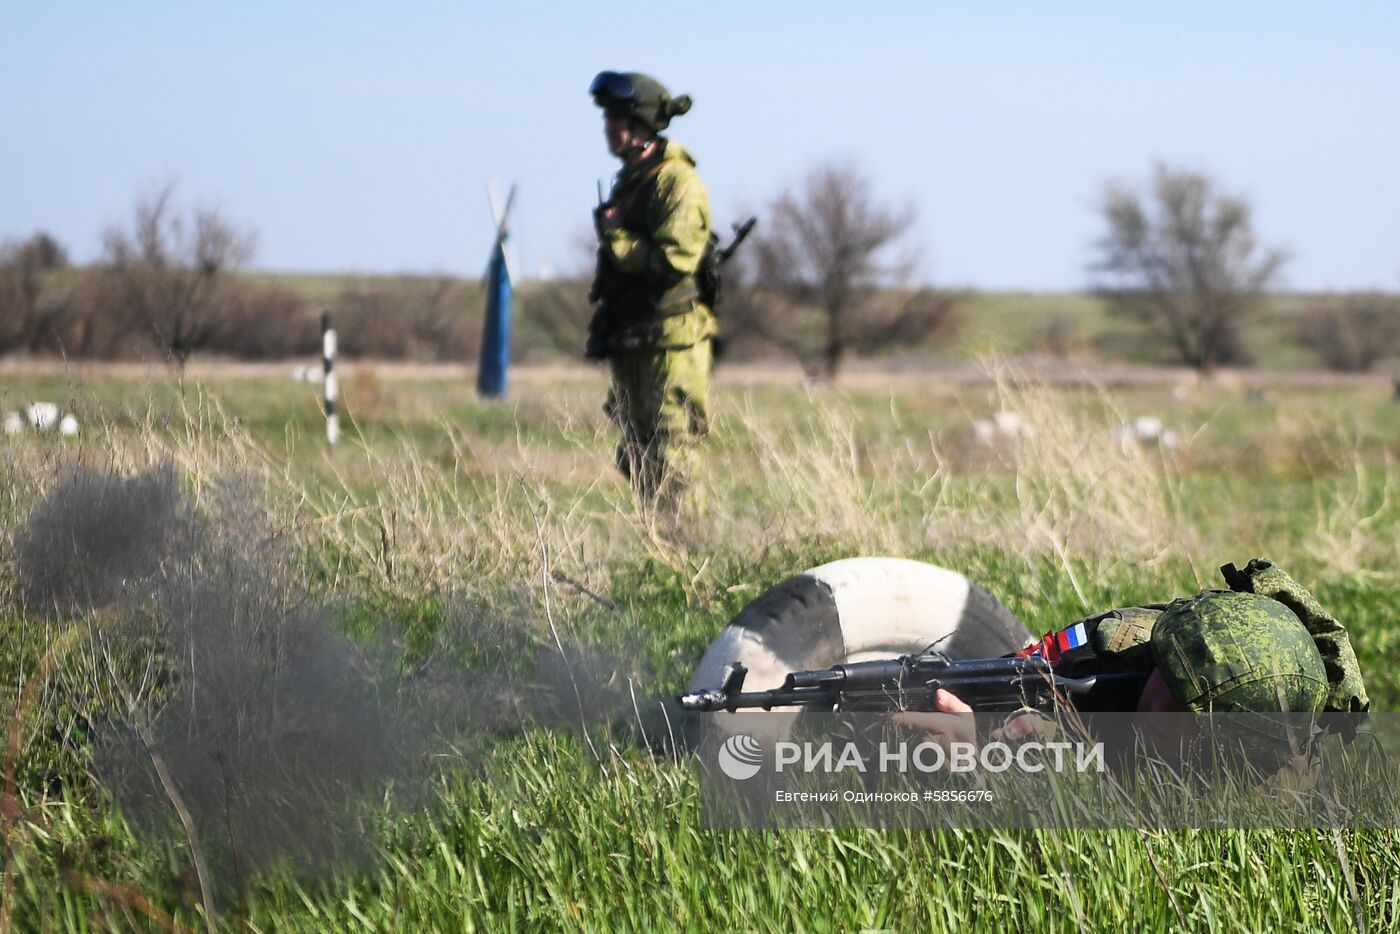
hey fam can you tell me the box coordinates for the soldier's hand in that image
[596,204,623,234]
[992,709,1057,743]
[890,689,977,748]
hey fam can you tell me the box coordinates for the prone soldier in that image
[685,558,1371,772]
[892,559,1370,765]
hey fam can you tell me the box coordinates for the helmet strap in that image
[621,128,659,165]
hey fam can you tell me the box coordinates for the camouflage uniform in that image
[1020,559,1369,774]
[589,72,715,509]
[1029,558,1369,716]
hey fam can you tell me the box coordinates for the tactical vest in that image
[592,144,702,343]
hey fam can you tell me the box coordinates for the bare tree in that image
[733,161,956,380]
[99,184,256,366]
[334,276,481,361]
[515,281,591,360]
[0,231,77,354]
[1091,163,1287,373]
[513,226,594,360]
[1295,292,1400,372]
[214,283,316,359]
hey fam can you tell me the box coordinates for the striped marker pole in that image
[322,311,338,449]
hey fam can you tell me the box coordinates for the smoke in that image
[12,467,651,895]
[14,466,199,615]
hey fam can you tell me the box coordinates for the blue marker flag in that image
[478,242,510,398]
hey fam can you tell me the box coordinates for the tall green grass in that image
[2,363,1398,930]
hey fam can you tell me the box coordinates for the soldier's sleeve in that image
[604,164,710,284]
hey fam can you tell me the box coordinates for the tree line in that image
[0,184,497,366]
[3,167,1397,375]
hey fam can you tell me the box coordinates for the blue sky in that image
[3,2,1398,290]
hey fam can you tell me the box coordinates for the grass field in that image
[2,360,1399,931]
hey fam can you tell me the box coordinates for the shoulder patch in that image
[1094,606,1164,655]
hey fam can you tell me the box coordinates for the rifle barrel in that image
[677,653,1150,713]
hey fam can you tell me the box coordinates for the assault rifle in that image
[718,217,757,263]
[679,655,1150,714]
[696,216,757,313]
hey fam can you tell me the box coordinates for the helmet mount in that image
[589,70,692,133]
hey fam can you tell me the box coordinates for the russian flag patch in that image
[1056,622,1088,653]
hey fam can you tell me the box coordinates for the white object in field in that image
[1170,384,1190,402]
[1133,416,1164,442]
[291,365,325,384]
[690,556,1030,694]
[687,557,1032,745]
[993,410,1023,437]
[809,557,997,662]
[59,415,79,436]
[1113,416,1181,452]
[3,412,24,435]
[975,411,1034,443]
[24,402,61,432]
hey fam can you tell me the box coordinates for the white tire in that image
[687,557,1030,739]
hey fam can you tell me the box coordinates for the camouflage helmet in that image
[589,71,692,132]
[1151,591,1328,713]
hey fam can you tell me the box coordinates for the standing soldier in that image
[587,70,714,513]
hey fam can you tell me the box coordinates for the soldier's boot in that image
[618,432,692,533]
[616,434,665,504]
[651,431,695,513]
